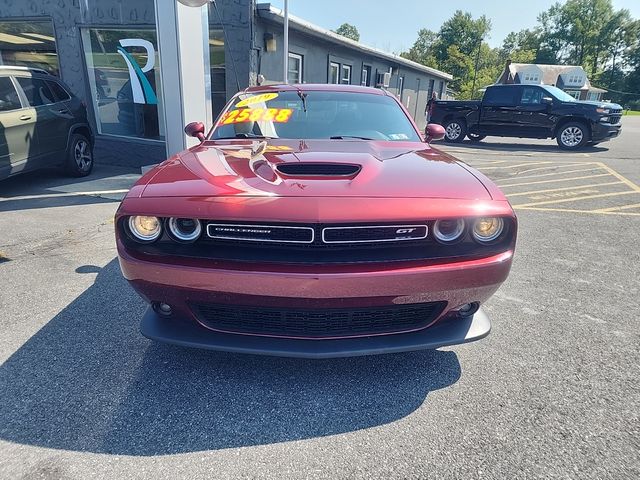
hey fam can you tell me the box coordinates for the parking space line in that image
[515,206,640,216]
[593,202,640,213]
[499,173,612,188]
[476,161,553,170]
[495,167,602,184]
[598,163,640,193]
[505,181,623,197]
[512,190,638,208]
[0,189,129,202]
[513,163,592,175]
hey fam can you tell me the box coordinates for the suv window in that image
[47,81,71,102]
[0,77,22,112]
[483,87,518,106]
[15,77,57,107]
[520,87,544,105]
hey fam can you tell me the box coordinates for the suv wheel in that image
[65,134,94,177]
[557,123,588,150]
[444,120,466,143]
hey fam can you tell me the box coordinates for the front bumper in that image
[592,122,621,142]
[140,305,492,358]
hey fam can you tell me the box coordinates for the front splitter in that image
[140,307,491,359]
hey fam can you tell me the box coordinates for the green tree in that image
[334,23,360,42]
[400,29,439,68]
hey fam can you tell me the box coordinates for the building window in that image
[428,78,435,97]
[341,64,351,84]
[523,73,540,83]
[567,74,583,85]
[329,62,339,84]
[81,28,164,141]
[566,90,581,100]
[288,52,303,84]
[438,80,444,97]
[397,76,404,98]
[361,65,371,87]
[209,29,226,119]
[0,20,59,75]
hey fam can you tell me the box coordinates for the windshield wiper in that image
[329,135,374,140]
[215,133,275,140]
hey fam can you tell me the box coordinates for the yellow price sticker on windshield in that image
[218,108,293,125]
[235,93,279,108]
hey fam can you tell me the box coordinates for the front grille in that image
[323,225,427,243]
[609,108,622,124]
[190,301,447,338]
[123,219,514,265]
[276,163,361,176]
[207,223,314,243]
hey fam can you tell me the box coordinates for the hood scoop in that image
[275,162,361,177]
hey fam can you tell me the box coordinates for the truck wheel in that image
[556,123,589,150]
[467,133,486,142]
[65,133,94,177]
[444,120,466,143]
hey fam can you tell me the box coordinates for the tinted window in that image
[212,91,421,142]
[0,77,22,111]
[47,81,71,102]
[520,87,544,105]
[16,77,56,106]
[483,87,518,106]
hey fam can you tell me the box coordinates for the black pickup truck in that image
[430,84,622,150]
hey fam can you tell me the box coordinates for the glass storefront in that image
[0,20,59,75]
[209,30,226,119]
[81,28,164,141]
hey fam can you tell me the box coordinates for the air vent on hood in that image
[276,163,361,177]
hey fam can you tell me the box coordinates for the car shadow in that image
[0,165,139,212]
[436,139,609,154]
[0,258,461,456]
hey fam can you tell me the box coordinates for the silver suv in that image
[0,66,94,181]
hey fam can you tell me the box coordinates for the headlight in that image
[472,217,504,243]
[167,217,202,242]
[128,216,162,242]
[596,107,610,114]
[433,218,465,243]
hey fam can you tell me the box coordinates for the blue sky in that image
[267,0,640,52]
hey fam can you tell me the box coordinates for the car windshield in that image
[542,85,577,103]
[210,90,421,142]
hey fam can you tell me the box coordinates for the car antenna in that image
[211,1,241,93]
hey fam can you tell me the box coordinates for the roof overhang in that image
[256,3,453,81]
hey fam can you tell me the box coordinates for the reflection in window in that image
[81,28,164,141]
[16,77,56,106]
[0,20,59,75]
[209,30,226,119]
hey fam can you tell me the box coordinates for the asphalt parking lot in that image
[1,118,638,479]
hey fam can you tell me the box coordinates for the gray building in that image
[0,0,451,167]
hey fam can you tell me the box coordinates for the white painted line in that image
[476,161,553,170]
[0,189,129,202]
[593,202,640,213]
[514,162,596,175]
[496,167,605,184]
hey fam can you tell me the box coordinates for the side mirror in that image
[184,121,206,142]
[541,97,553,105]
[425,123,446,143]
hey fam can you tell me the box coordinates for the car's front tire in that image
[443,120,467,143]
[556,122,589,150]
[65,133,94,177]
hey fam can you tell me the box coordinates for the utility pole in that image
[283,0,289,83]
[471,34,482,99]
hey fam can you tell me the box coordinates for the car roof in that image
[243,83,387,96]
[0,65,52,77]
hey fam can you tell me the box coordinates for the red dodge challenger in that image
[115,84,517,358]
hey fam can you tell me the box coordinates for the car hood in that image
[578,100,623,110]
[139,139,491,200]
